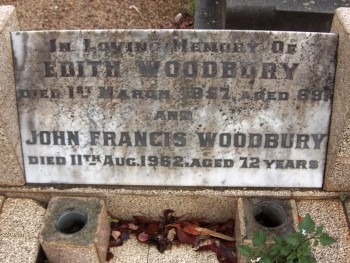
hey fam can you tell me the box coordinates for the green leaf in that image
[280,246,290,256]
[298,256,309,263]
[298,214,315,233]
[313,239,319,247]
[274,235,283,244]
[315,225,323,235]
[108,216,119,223]
[298,240,311,255]
[260,257,273,263]
[285,233,301,246]
[286,251,298,261]
[269,244,281,256]
[237,245,252,257]
[319,233,337,246]
[308,257,317,263]
[252,231,267,246]
[301,256,317,263]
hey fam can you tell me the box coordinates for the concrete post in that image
[40,197,111,263]
[0,6,25,186]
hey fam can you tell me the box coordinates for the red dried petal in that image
[176,228,198,245]
[120,231,130,241]
[112,230,121,240]
[156,238,170,253]
[197,243,219,253]
[109,238,123,248]
[218,242,237,263]
[298,215,303,223]
[138,232,150,242]
[182,224,202,236]
[106,251,114,261]
[118,224,130,231]
[146,223,159,235]
[128,223,139,231]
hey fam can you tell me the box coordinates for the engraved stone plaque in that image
[11,30,337,187]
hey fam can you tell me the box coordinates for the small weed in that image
[340,194,349,203]
[237,214,336,263]
[188,0,195,17]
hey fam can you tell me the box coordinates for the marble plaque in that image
[11,30,337,187]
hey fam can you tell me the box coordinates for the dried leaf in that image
[109,238,123,248]
[110,222,120,231]
[108,209,236,261]
[183,224,203,236]
[163,209,174,223]
[217,219,235,236]
[176,228,198,245]
[128,223,139,231]
[138,232,150,242]
[218,242,237,262]
[112,230,121,240]
[168,223,235,241]
[156,238,170,253]
[106,251,114,261]
[120,231,130,241]
[192,226,235,241]
[197,243,219,253]
[167,228,177,242]
[174,12,194,29]
[118,223,130,231]
[146,223,159,235]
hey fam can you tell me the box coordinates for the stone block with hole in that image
[235,198,299,263]
[39,196,110,263]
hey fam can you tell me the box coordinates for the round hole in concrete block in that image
[253,201,287,229]
[55,208,88,234]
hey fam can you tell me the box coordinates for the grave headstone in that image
[11,29,337,187]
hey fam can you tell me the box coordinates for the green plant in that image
[237,214,336,263]
[340,194,349,203]
[187,0,195,17]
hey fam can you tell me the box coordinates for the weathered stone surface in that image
[0,198,45,263]
[110,235,148,263]
[345,198,350,224]
[110,232,221,263]
[0,6,24,186]
[12,30,337,187]
[325,8,350,191]
[106,195,236,221]
[40,196,110,263]
[148,242,219,263]
[296,200,350,263]
[0,196,4,210]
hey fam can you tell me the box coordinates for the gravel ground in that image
[0,0,193,30]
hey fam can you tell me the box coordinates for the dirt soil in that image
[0,0,193,30]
